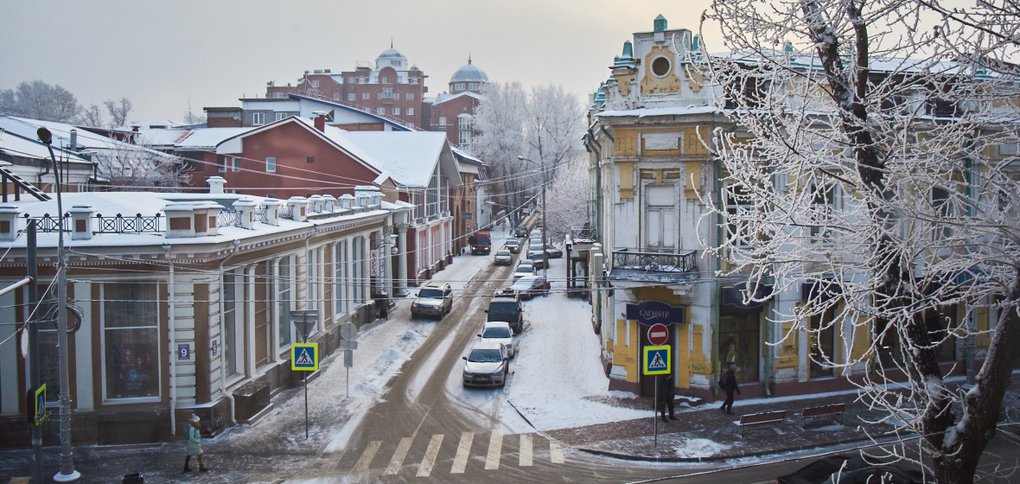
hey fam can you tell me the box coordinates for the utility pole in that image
[27,221,42,484]
[38,127,80,482]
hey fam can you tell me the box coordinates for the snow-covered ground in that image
[220,223,645,455]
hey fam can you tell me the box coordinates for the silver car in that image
[478,321,516,358]
[462,341,509,387]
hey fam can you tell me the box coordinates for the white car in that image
[513,261,536,280]
[462,341,509,387]
[478,321,516,358]
[493,249,513,266]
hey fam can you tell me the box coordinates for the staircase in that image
[0,165,51,202]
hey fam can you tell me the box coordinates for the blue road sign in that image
[291,343,319,372]
[642,345,671,376]
[34,384,46,427]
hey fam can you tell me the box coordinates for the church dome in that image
[450,57,489,84]
[376,47,408,70]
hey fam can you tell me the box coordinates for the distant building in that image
[265,45,427,129]
[428,57,488,150]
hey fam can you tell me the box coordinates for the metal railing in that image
[611,248,697,273]
[569,225,597,242]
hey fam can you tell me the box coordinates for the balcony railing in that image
[611,247,698,277]
[569,225,596,243]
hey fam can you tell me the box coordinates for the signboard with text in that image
[626,301,684,326]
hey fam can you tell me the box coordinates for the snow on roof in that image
[0,190,389,249]
[432,91,484,106]
[133,128,191,147]
[288,94,412,132]
[176,127,255,149]
[596,105,720,118]
[0,129,91,163]
[341,131,453,187]
[1,116,178,162]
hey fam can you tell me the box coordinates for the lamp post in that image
[517,155,548,275]
[37,127,80,482]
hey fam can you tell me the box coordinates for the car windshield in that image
[488,301,518,318]
[496,250,510,257]
[468,348,503,362]
[506,240,518,246]
[512,278,534,289]
[482,326,512,338]
[418,288,444,298]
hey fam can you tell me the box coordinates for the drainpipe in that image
[166,243,177,437]
[218,239,242,425]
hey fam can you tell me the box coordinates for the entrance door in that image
[809,306,836,378]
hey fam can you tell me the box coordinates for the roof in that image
[596,106,720,118]
[342,131,463,188]
[288,94,413,131]
[177,127,255,150]
[450,59,489,83]
[0,116,179,162]
[433,91,484,106]
[0,128,91,164]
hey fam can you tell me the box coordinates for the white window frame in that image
[231,157,241,173]
[252,112,265,125]
[266,156,276,173]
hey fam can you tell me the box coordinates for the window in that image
[809,305,838,377]
[810,184,835,241]
[377,107,385,115]
[306,156,315,164]
[266,156,276,173]
[222,272,241,378]
[438,115,447,126]
[353,237,365,304]
[277,255,293,348]
[218,156,227,173]
[333,93,341,101]
[393,107,400,115]
[362,92,370,100]
[272,92,284,99]
[231,157,241,173]
[410,78,418,84]
[348,93,356,102]
[252,112,265,125]
[35,285,60,401]
[381,76,389,84]
[643,185,676,249]
[725,183,754,248]
[103,283,159,401]
[310,79,319,88]
[334,241,348,314]
[458,114,473,147]
[932,186,954,239]
[651,56,672,77]
[406,107,414,116]
[275,112,288,122]
[406,92,414,101]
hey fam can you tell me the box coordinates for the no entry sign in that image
[647,323,669,346]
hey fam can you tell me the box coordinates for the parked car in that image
[410,281,453,319]
[543,244,563,258]
[513,261,536,280]
[510,275,550,300]
[776,454,925,484]
[527,249,546,269]
[462,341,509,387]
[485,291,524,334]
[478,321,516,358]
[493,249,513,266]
[504,239,521,254]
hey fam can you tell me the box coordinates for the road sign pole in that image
[303,373,309,439]
[653,375,659,448]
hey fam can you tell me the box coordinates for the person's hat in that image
[190,413,200,423]
[728,364,737,371]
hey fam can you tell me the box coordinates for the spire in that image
[468,54,472,64]
[390,37,393,49]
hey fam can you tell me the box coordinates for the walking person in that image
[657,372,677,421]
[183,414,208,473]
[719,364,740,415]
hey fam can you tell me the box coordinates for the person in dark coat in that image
[657,372,677,421]
[720,364,740,414]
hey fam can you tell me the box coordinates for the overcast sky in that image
[0,0,716,123]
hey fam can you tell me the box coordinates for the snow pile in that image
[672,438,731,458]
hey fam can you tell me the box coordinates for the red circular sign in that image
[647,323,669,346]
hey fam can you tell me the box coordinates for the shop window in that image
[34,285,60,401]
[718,306,760,383]
[103,283,159,401]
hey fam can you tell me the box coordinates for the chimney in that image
[70,129,78,150]
[338,194,355,210]
[321,194,336,212]
[308,194,324,213]
[206,176,226,194]
[232,198,257,230]
[263,198,282,226]
[287,196,309,222]
[0,205,20,242]
[314,114,326,132]
[69,205,95,240]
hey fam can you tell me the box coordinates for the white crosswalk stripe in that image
[383,436,413,476]
[450,431,474,474]
[549,440,565,464]
[485,431,503,470]
[352,440,381,476]
[416,433,444,477]
[519,433,533,467]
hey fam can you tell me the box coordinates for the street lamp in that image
[517,155,548,275]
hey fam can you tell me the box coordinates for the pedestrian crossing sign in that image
[642,345,671,375]
[291,343,319,372]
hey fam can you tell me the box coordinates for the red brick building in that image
[265,47,427,129]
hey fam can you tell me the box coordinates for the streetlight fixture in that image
[37,127,80,482]
[517,155,548,275]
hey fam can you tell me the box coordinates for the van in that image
[485,291,523,334]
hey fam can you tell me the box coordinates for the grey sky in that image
[0,0,715,123]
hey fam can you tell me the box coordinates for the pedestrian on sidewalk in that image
[719,364,740,415]
[183,414,208,473]
[657,372,677,421]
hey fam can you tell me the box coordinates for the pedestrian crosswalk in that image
[339,431,568,478]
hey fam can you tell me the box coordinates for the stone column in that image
[397,223,409,296]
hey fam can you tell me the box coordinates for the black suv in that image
[485,290,524,334]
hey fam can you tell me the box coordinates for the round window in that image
[651,56,671,77]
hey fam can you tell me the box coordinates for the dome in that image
[450,57,489,84]
[376,47,408,70]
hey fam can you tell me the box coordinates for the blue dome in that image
[450,58,489,83]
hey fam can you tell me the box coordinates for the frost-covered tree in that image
[702,1,1020,482]
[472,82,583,230]
[105,97,133,128]
[543,153,590,242]
[97,143,188,190]
[78,103,104,128]
[0,80,81,122]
